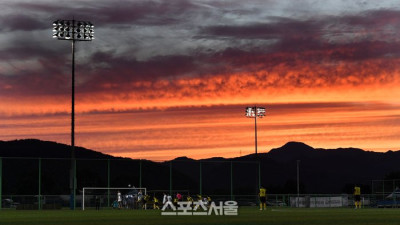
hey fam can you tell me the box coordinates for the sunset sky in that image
[1,0,400,161]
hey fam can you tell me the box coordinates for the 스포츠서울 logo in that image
[161,200,238,216]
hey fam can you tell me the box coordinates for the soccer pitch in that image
[1,207,400,225]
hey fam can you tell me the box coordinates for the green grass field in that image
[1,207,400,225]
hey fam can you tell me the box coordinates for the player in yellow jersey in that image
[143,194,150,210]
[187,195,193,206]
[354,186,361,209]
[153,196,160,209]
[259,187,267,210]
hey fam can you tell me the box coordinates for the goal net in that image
[82,187,147,210]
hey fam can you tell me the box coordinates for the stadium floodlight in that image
[52,19,94,41]
[52,19,94,210]
[245,106,266,155]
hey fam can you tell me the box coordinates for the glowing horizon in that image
[2,101,400,161]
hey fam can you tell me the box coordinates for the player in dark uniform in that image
[95,196,100,210]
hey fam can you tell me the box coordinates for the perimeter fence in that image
[0,157,260,209]
[1,157,399,210]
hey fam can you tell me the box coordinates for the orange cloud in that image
[2,55,400,117]
[2,102,399,161]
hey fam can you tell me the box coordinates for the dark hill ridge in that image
[267,141,317,162]
[275,141,315,152]
[0,139,114,159]
[1,139,400,194]
[258,142,400,193]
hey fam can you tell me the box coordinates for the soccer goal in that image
[82,187,147,210]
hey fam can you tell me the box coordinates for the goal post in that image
[82,187,146,210]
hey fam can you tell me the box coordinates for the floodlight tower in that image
[52,19,94,210]
[245,106,266,155]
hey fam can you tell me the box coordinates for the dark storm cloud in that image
[0,43,61,61]
[0,14,48,31]
[8,0,197,27]
[0,57,70,96]
[89,0,196,25]
[337,9,400,28]
[200,18,321,40]
[77,51,199,94]
[199,9,400,58]
[89,51,196,80]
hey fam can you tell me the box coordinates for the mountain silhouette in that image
[0,139,114,159]
[1,139,400,195]
[267,141,316,162]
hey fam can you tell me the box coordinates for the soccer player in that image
[176,192,182,202]
[95,196,100,210]
[163,193,167,205]
[166,194,173,209]
[137,191,144,209]
[187,195,193,206]
[153,196,160,209]
[142,194,150,210]
[167,194,173,204]
[173,196,179,206]
[203,196,208,208]
[117,190,122,209]
[207,196,212,206]
[259,187,267,210]
[354,186,361,209]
